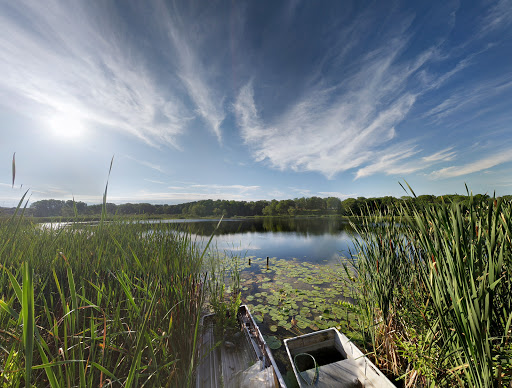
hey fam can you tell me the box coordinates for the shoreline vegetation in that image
[347,189,512,387]
[0,193,505,229]
[2,193,511,220]
[0,194,241,387]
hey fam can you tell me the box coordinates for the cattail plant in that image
[347,187,512,387]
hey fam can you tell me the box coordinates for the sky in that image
[1,0,511,207]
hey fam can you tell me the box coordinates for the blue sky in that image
[1,0,511,206]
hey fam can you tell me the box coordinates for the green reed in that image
[0,208,227,387]
[347,190,512,387]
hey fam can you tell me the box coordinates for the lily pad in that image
[264,335,282,350]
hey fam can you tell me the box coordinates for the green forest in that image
[1,193,509,218]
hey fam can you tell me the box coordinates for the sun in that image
[47,113,85,139]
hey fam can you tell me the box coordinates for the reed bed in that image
[0,198,230,387]
[347,189,512,387]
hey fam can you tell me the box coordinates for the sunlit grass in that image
[347,188,512,387]
[0,205,232,387]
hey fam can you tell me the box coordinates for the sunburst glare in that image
[47,112,85,139]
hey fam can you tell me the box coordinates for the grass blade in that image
[22,261,35,387]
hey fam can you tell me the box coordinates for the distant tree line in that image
[6,193,508,218]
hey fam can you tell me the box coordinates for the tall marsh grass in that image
[0,203,226,387]
[347,189,512,387]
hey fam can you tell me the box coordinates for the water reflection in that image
[183,217,356,237]
[184,217,357,265]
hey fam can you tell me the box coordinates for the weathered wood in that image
[196,306,286,388]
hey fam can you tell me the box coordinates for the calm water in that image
[181,217,358,265]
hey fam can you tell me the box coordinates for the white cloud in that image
[0,1,222,149]
[288,188,353,199]
[144,179,166,185]
[109,183,262,203]
[289,188,312,196]
[160,2,225,142]
[8,182,261,205]
[179,74,225,142]
[422,147,456,162]
[234,26,441,178]
[355,146,458,179]
[355,145,420,179]
[109,190,256,203]
[189,184,260,193]
[430,148,512,179]
[424,75,512,123]
[124,155,165,173]
[236,77,421,178]
[233,3,512,181]
[480,0,512,35]
[266,190,286,199]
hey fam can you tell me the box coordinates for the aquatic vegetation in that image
[236,258,358,335]
[215,253,362,384]
[348,189,512,387]
[264,335,283,350]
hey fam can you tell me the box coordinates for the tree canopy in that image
[14,192,510,218]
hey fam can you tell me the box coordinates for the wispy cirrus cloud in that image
[233,10,472,180]
[430,148,512,179]
[233,2,512,181]
[19,182,263,204]
[422,147,456,163]
[112,184,261,203]
[0,1,225,148]
[289,188,312,196]
[355,146,457,179]
[144,179,166,185]
[424,75,512,124]
[235,37,428,178]
[480,0,512,35]
[159,1,225,142]
[288,188,353,199]
[189,184,260,193]
[123,155,165,173]
[0,1,191,148]
[135,183,263,202]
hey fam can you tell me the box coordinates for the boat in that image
[285,327,395,387]
[196,304,287,388]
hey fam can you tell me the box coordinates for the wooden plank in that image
[196,307,286,388]
[221,335,254,388]
[196,320,221,388]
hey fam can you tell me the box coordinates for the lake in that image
[183,217,357,263]
[183,217,362,386]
